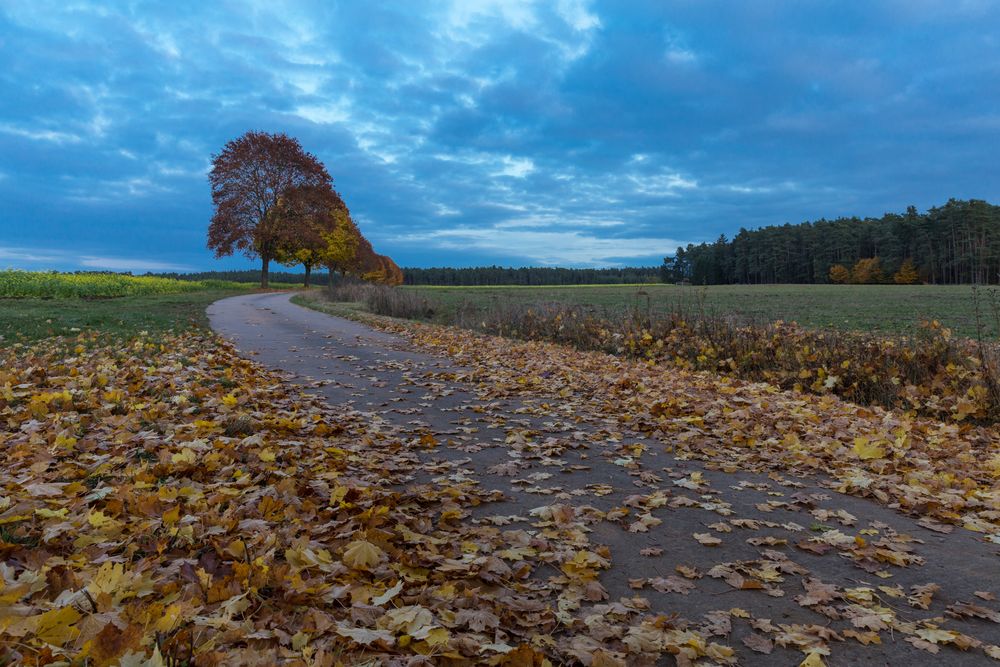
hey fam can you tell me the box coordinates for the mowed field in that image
[405,283,998,338]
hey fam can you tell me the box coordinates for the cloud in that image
[402,227,683,266]
[0,247,61,264]
[0,246,191,273]
[1,0,999,271]
[79,256,193,272]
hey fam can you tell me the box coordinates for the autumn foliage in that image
[207,131,400,288]
[429,297,1000,423]
[0,333,577,663]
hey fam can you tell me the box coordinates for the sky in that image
[1,1,999,272]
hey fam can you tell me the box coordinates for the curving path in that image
[209,291,1000,666]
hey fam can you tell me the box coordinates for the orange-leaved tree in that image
[850,257,883,284]
[207,131,332,288]
[274,184,348,287]
[828,264,851,284]
[893,258,920,284]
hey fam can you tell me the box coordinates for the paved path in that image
[209,292,1000,665]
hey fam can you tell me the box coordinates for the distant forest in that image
[662,199,1000,285]
[151,270,327,285]
[402,266,661,286]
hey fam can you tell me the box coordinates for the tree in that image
[207,131,332,288]
[274,183,347,287]
[829,264,851,284]
[893,258,920,284]
[318,209,362,285]
[850,257,883,284]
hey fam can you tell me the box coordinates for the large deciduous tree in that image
[207,131,332,288]
[274,183,348,287]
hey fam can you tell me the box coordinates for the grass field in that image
[404,283,1000,338]
[0,290,254,343]
[0,270,264,343]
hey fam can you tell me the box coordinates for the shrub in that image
[328,283,435,320]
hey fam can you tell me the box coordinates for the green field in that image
[403,283,1000,338]
[0,290,254,343]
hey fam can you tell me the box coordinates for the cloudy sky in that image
[2,1,999,272]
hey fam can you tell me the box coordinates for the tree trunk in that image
[304,263,312,288]
[261,256,270,289]
[327,266,335,289]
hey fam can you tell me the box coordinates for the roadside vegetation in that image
[302,282,1000,423]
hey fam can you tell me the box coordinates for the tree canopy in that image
[207,130,399,288]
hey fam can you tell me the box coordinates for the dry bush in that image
[328,283,435,320]
[449,297,1000,423]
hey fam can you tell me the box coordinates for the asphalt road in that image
[208,291,1000,666]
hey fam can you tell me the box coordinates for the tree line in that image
[149,270,331,285]
[661,199,1000,285]
[207,131,402,288]
[402,266,661,286]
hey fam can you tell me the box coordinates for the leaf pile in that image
[1,332,652,665]
[388,321,1000,545]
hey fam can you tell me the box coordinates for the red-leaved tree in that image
[207,131,332,288]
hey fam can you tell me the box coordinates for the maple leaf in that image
[341,539,383,570]
[371,580,404,606]
[335,625,395,646]
[25,606,82,645]
[743,633,773,654]
[852,437,885,460]
[799,652,827,667]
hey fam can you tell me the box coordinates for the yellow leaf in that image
[342,540,383,570]
[423,627,450,647]
[799,653,826,667]
[155,604,183,633]
[171,448,197,465]
[853,437,885,460]
[162,505,181,526]
[87,509,120,530]
[29,606,81,645]
[259,448,276,462]
[88,561,128,597]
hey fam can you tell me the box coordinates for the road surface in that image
[209,291,1000,666]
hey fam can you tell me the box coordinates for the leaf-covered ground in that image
[3,292,1000,666]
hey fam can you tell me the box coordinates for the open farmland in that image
[403,283,999,339]
[0,269,246,299]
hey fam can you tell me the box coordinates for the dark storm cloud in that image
[1,0,998,270]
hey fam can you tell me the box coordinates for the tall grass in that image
[328,283,436,320]
[324,284,1000,423]
[0,271,244,299]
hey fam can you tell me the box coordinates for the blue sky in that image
[2,1,999,272]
